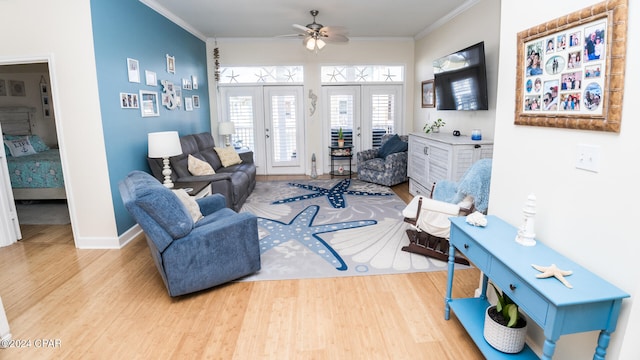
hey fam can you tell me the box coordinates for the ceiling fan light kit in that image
[287,10,348,53]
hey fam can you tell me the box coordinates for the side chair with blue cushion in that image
[119,170,261,297]
[356,134,409,187]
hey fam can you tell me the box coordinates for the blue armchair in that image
[119,171,261,297]
[357,134,409,186]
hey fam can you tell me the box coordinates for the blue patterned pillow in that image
[28,135,50,152]
[376,134,408,158]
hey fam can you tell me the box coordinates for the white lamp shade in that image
[148,131,182,158]
[218,122,235,135]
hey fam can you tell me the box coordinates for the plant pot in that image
[483,306,527,353]
[432,127,440,133]
[337,139,345,148]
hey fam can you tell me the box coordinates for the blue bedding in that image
[7,149,65,189]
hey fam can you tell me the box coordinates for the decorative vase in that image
[432,127,440,133]
[483,306,528,353]
[337,139,345,148]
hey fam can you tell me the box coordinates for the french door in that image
[219,86,305,175]
[322,84,402,173]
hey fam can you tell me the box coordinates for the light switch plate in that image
[575,144,600,172]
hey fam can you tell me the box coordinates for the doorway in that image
[219,85,305,175]
[0,60,71,246]
[321,84,403,173]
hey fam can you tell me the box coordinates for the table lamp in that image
[218,122,235,147]
[148,131,182,188]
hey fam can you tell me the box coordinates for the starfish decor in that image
[258,205,377,271]
[531,263,574,288]
[271,179,392,209]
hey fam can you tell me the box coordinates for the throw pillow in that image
[172,188,204,223]
[214,146,242,167]
[188,154,215,175]
[377,134,408,158]
[4,138,37,157]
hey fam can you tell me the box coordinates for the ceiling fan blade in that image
[322,34,349,43]
[276,33,304,38]
[292,24,312,33]
[320,26,348,35]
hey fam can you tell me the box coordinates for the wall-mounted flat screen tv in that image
[433,41,489,110]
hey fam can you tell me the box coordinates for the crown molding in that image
[139,0,207,41]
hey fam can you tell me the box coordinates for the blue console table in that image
[445,215,629,359]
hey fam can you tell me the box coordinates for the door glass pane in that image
[227,95,255,151]
[329,94,354,146]
[370,93,395,147]
[270,94,298,162]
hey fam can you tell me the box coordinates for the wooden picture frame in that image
[515,0,628,132]
[421,80,435,108]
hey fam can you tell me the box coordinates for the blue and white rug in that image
[240,179,455,281]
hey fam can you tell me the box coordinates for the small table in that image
[329,145,353,179]
[173,181,211,199]
[445,216,629,359]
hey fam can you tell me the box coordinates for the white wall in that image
[494,1,639,358]
[0,0,118,248]
[413,0,501,139]
[206,38,415,172]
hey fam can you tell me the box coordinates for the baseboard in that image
[118,224,142,248]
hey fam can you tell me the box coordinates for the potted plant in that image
[483,283,528,353]
[337,127,345,147]
[423,118,445,133]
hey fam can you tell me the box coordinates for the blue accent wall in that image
[90,0,210,234]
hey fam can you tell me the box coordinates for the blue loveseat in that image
[119,171,261,297]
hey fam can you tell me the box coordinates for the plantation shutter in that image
[270,94,298,162]
[227,95,255,150]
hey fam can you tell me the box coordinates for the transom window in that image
[218,66,304,84]
[321,65,404,83]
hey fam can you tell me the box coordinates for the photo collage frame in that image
[514,0,628,132]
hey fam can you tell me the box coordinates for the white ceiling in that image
[143,0,479,40]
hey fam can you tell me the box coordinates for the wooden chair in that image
[401,195,470,266]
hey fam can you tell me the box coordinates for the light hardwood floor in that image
[0,180,483,359]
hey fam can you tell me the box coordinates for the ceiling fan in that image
[287,10,349,52]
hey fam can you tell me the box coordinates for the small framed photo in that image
[127,58,140,83]
[120,92,139,109]
[192,75,198,89]
[184,97,193,111]
[139,90,159,117]
[0,79,6,96]
[182,78,192,90]
[9,80,26,96]
[145,70,157,86]
[192,95,200,108]
[166,54,175,74]
[421,80,435,108]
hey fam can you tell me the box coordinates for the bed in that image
[1,106,66,200]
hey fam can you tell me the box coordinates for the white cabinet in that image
[408,133,493,197]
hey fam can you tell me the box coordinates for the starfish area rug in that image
[239,179,462,281]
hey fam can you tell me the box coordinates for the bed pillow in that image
[188,154,215,175]
[214,147,242,167]
[3,135,50,153]
[4,138,37,157]
[28,135,50,152]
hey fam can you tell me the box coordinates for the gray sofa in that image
[148,132,256,211]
